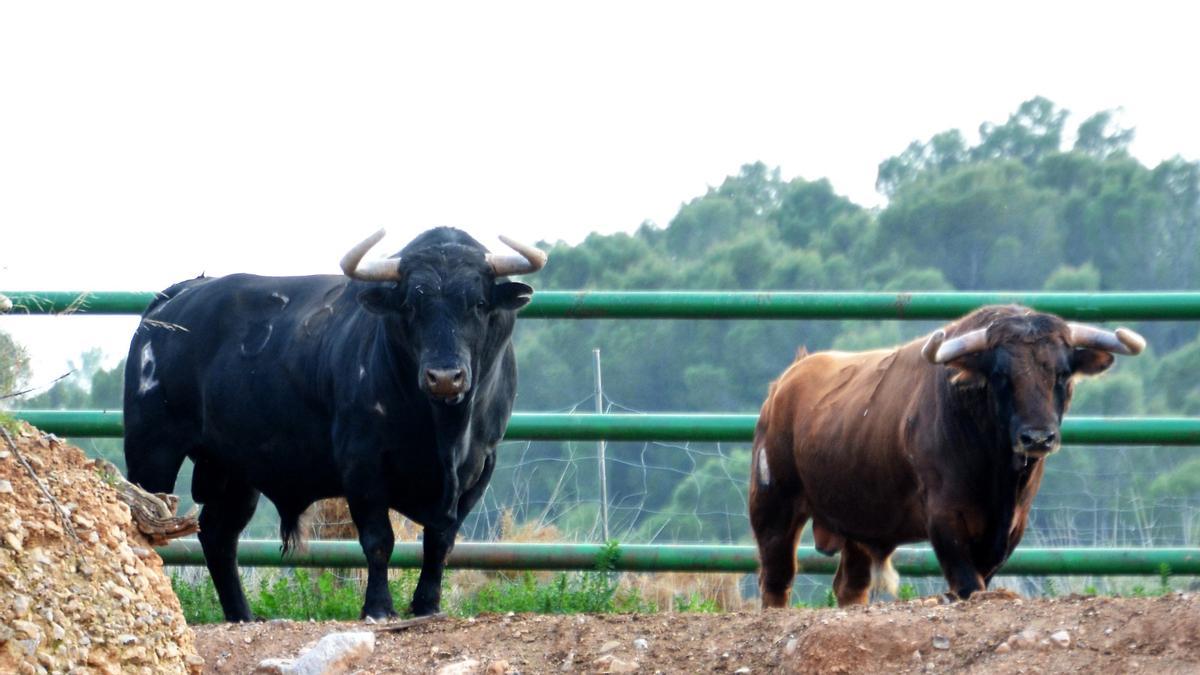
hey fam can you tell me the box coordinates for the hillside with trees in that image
[4,98,1199,552]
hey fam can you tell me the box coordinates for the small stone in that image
[244,636,254,644]
[13,620,42,639]
[12,593,32,616]
[1050,630,1071,648]
[932,635,950,650]
[436,658,481,675]
[0,479,12,493]
[118,634,138,645]
[995,642,1012,654]
[254,658,294,674]
[598,640,621,654]
[633,638,649,651]
[4,532,23,552]
[486,660,511,675]
[784,637,798,656]
[911,650,921,661]
[734,669,751,674]
[592,654,639,674]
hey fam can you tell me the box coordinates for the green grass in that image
[173,541,662,623]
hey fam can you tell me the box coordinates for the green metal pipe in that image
[154,540,1200,575]
[7,290,1200,320]
[14,410,1200,446]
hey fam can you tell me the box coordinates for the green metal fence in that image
[7,289,1200,320]
[4,289,1199,575]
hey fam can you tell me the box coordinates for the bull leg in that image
[750,488,806,608]
[345,495,397,620]
[929,520,985,600]
[123,421,192,494]
[832,540,874,606]
[411,451,497,616]
[193,463,260,622]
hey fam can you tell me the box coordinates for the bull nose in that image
[424,367,467,398]
[1018,428,1058,453]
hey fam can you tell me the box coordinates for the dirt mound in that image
[0,422,203,674]
[193,593,1199,673]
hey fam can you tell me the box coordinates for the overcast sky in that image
[2,1,1199,386]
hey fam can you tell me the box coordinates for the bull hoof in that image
[361,606,399,621]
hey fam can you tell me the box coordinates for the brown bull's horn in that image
[1068,323,1147,356]
[923,326,990,364]
[921,330,946,363]
[340,229,402,282]
[486,235,548,276]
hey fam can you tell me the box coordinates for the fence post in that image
[593,348,610,541]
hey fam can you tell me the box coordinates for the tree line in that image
[5,97,1199,546]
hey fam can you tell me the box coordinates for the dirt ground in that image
[194,592,1199,674]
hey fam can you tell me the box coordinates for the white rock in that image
[0,479,12,493]
[592,654,639,673]
[287,631,376,675]
[1050,630,1071,648]
[784,637,798,656]
[598,640,621,654]
[436,658,480,675]
[255,658,296,674]
[633,638,649,651]
[932,635,950,650]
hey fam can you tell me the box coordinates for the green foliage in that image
[173,569,422,624]
[455,542,653,616]
[1148,458,1200,498]
[171,574,225,625]
[1042,263,1101,291]
[897,584,918,602]
[672,593,720,613]
[0,330,31,398]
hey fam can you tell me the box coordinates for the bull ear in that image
[944,352,989,389]
[1071,348,1116,376]
[492,282,533,311]
[357,287,395,314]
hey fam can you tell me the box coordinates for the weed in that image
[897,583,918,602]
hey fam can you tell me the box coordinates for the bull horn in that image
[0,293,11,313]
[1068,323,1146,356]
[923,326,990,364]
[486,235,548,276]
[340,229,402,282]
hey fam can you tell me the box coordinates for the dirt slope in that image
[194,592,1199,674]
[0,423,203,674]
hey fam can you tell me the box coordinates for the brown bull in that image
[749,305,1145,607]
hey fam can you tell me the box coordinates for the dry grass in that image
[302,504,747,612]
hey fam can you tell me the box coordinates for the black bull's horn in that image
[339,229,547,281]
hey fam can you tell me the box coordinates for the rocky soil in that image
[194,592,1200,674]
[0,422,203,674]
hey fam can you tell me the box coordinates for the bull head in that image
[921,311,1145,458]
[339,228,546,405]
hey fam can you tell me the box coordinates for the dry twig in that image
[93,459,200,545]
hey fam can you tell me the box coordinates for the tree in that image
[0,330,31,399]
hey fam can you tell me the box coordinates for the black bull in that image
[123,227,546,620]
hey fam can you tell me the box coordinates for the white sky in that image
[2,1,1199,387]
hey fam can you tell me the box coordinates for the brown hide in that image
[750,305,1122,608]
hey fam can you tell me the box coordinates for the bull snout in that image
[423,366,470,403]
[1016,426,1059,456]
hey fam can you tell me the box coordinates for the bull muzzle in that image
[1015,426,1059,457]
[422,366,470,404]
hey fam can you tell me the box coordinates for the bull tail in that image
[869,554,900,598]
[280,512,305,555]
